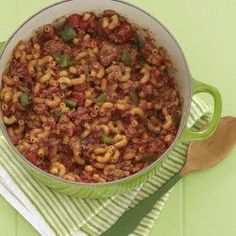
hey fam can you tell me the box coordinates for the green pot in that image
[0,0,222,198]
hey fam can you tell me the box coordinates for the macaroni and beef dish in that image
[0,10,182,183]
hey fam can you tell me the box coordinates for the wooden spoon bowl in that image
[181,116,236,175]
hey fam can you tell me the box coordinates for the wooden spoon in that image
[102,117,236,236]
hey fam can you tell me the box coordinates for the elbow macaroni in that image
[130,107,144,117]
[12,91,22,103]
[15,120,25,134]
[1,87,13,102]
[147,120,161,133]
[80,123,91,139]
[163,115,173,130]
[71,74,86,85]
[45,96,61,108]
[3,115,16,125]
[3,75,18,86]
[119,67,131,82]
[50,162,66,177]
[113,134,128,149]
[108,14,119,29]
[140,67,150,84]
[58,74,86,86]
[91,62,105,79]
[39,73,51,83]
[96,146,115,163]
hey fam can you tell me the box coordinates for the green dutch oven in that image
[0,0,222,198]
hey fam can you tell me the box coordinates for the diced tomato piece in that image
[117,23,133,42]
[71,92,84,106]
[49,121,57,130]
[67,14,81,28]
[89,17,97,29]
[26,153,38,165]
[80,171,93,183]
[74,113,91,125]
[73,83,88,92]
[48,87,62,95]
[34,103,48,114]
[100,20,133,43]
[67,14,97,30]
[147,140,166,155]
[151,67,161,78]
[77,20,91,30]
[38,162,50,171]
[48,138,60,148]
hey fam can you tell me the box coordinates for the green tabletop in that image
[0,0,236,235]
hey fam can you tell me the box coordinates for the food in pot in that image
[0,10,182,183]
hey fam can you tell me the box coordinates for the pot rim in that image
[0,0,192,187]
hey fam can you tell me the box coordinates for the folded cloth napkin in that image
[0,97,211,236]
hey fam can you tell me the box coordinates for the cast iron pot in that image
[0,0,222,198]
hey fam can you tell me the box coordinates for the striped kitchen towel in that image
[0,97,211,236]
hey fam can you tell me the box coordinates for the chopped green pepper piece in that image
[129,91,140,105]
[101,135,113,145]
[57,54,72,68]
[59,26,77,42]
[19,93,30,106]
[137,35,146,49]
[173,111,181,126]
[66,100,77,109]
[68,59,77,66]
[121,51,132,66]
[143,154,157,163]
[95,93,107,104]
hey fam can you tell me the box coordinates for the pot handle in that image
[180,79,222,142]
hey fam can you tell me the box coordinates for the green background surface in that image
[0,0,236,235]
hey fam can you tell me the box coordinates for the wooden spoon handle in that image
[101,173,182,236]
